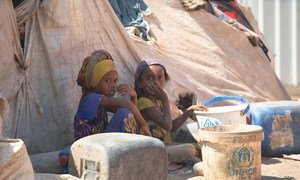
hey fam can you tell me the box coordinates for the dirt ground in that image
[168,157,300,179]
[260,157,299,179]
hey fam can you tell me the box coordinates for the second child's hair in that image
[134,59,170,98]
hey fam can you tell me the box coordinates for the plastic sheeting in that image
[0,0,290,154]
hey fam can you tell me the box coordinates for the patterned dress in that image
[73,93,108,140]
[60,92,138,174]
[74,92,139,140]
[137,96,198,164]
[137,96,173,145]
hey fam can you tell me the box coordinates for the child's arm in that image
[140,84,173,131]
[117,84,137,105]
[171,105,208,132]
[142,84,208,132]
[100,96,152,136]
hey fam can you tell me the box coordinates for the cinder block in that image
[69,133,167,180]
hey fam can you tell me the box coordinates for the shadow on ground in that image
[262,176,296,180]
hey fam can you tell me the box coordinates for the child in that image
[59,50,151,174]
[74,49,151,139]
[134,59,208,166]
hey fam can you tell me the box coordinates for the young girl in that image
[134,59,208,166]
[74,49,151,139]
[59,50,151,173]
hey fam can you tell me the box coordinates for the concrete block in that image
[69,133,167,180]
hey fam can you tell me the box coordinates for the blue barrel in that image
[248,101,300,157]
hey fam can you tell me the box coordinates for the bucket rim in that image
[198,125,264,143]
[199,124,263,135]
[194,104,247,115]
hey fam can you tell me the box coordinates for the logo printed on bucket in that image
[197,116,222,129]
[196,96,250,125]
[203,118,220,127]
[226,147,257,177]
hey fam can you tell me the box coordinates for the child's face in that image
[138,65,166,89]
[94,70,118,97]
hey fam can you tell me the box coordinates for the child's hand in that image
[117,84,137,99]
[140,125,152,137]
[145,83,168,101]
[185,104,208,116]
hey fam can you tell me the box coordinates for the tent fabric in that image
[108,0,150,41]
[0,0,25,99]
[108,0,148,26]
[0,98,10,138]
[0,0,289,154]
[14,0,40,37]
[211,0,254,31]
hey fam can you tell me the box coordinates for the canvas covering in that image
[0,0,290,154]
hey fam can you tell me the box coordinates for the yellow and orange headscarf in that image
[91,59,116,87]
[77,50,116,98]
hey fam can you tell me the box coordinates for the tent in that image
[0,0,290,154]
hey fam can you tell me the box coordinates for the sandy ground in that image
[261,157,299,179]
[168,157,300,179]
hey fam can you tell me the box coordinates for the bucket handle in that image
[202,96,250,116]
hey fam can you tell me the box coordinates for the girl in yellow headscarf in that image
[74,50,151,139]
[59,50,151,174]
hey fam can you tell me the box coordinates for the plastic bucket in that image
[186,116,222,142]
[196,116,222,129]
[196,96,250,125]
[198,125,264,180]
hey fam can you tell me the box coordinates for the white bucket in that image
[199,125,264,179]
[196,96,250,125]
[196,116,222,129]
[187,116,222,142]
